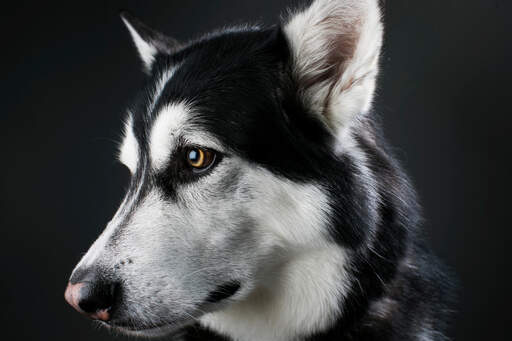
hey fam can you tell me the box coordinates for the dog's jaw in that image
[199,245,348,341]
[98,319,191,338]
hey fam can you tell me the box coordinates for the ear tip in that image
[119,10,137,26]
[119,9,130,19]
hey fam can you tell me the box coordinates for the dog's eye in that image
[186,147,216,171]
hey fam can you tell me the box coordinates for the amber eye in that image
[186,147,216,170]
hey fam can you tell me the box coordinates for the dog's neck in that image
[200,244,348,341]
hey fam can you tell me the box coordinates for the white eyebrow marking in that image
[149,102,190,170]
[118,64,179,173]
[147,66,180,116]
[119,114,139,173]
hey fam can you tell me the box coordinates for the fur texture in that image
[66,1,455,340]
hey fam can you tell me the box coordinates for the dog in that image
[64,0,455,340]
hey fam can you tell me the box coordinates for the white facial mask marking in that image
[147,66,179,115]
[245,167,331,246]
[73,161,148,270]
[200,245,348,341]
[199,167,348,341]
[149,102,190,170]
[119,114,139,173]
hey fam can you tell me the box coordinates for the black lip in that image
[111,322,169,331]
[99,319,177,333]
[204,281,241,304]
[98,282,240,333]
[103,311,196,333]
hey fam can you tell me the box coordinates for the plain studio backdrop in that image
[1,0,510,340]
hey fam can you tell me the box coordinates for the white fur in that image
[200,168,349,341]
[149,102,190,170]
[245,168,332,247]
[147,66,179,115]
[122,16,158,71]
[284,0,383,137]
[118,114,139,173]
[148,101,228,171]
[74,161,148,269]
[119,66,179,174]
[201,245,348,341]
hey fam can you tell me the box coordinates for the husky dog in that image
[64,0,455,340]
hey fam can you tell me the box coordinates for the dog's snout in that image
[64,269,117,321]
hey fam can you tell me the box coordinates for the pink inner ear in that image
[283,0,383,126]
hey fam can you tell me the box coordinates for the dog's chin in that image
[97,284,241,338]
[98,318,194,338]
[116,324,181,338]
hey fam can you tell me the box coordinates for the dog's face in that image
[66,0,383,337]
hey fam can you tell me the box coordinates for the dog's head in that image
[65,0,383,337]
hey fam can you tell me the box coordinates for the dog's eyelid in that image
[180,132,227,154]
[183,144,232,159]
[187,143,224,154]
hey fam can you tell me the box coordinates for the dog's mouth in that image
[98,317,193,338]
[98,280,241,337]
[96,307,197,337]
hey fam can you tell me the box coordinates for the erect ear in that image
[120,11,181,73]
[284,0,383,137]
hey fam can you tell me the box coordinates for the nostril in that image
[65,279,118,322]
[78,281,116,315]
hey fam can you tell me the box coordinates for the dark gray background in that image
[1,0,510,340]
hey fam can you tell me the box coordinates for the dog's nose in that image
[64,270,116,321]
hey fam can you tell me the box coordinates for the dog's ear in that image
[120,11,181,73]
[283,0,383,137]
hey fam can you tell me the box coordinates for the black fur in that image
[123,17,455,341]
[204,281,241,304]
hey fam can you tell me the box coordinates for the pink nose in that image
[64,282,111,321]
